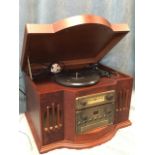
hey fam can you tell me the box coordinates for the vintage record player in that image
[21,14,133,153]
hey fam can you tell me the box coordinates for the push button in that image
[82,116,88,121]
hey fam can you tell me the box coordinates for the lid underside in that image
[21,15,129,70]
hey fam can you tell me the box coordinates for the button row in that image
[78,115,105,125]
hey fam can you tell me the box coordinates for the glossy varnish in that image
[25,65,133,153]
[21,15,133,153]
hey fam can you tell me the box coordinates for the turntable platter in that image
[55,70,100,87]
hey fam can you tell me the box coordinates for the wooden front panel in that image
[114,78,133,123]
[64,91,76,141]
[40,91,64,145]
[25,75,42,148]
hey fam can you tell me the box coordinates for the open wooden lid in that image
[21,14,129,71]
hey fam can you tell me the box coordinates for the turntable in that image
[21,14,133,153]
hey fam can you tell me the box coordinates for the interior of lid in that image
[29,24,113,63]
[21,15,129,71]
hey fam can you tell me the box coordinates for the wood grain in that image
[21,15,129,71]
[21,15,132,154]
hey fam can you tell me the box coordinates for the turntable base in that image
[24,64,133,154]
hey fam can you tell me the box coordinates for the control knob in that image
[81,115,88,121]
[106,94,114,100]
[80,102,87,106]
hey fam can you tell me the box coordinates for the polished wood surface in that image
[21,15,132,154]
[25,64,133,153]
[39,120,131,153]
[21,14,129,71]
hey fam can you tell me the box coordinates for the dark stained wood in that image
[63,91,76,141]
[21,15,133,154]
[25,74,42,149]
[40,120,131,153]
[40,91,64,145]
[24,64,133,153]
[21,14,129,71]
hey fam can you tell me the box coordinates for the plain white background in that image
[0,0,155,155]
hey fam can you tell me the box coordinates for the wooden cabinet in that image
[21,15,133,153]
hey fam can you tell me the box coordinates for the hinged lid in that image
[21,14,129,71]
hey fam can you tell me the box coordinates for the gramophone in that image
[21,14,133,153]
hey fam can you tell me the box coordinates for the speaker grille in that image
[116,89,129,112]
[44,103,62,133]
